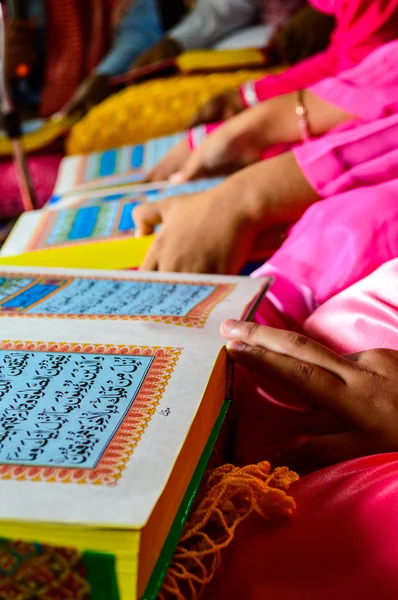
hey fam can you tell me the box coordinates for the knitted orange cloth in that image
[160,461,298,600]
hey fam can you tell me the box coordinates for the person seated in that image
[5,0,188,119]
[132,39,398,274]
[133,0,325,68]
[163,176,398,598]
[65,3,337,156]
[185,0,398,126]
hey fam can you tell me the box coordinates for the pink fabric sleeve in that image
[293,113,398,198]
[309,40,398,121]
[252,179,398,312]
[305,257,398,354]
[240,50,337,106]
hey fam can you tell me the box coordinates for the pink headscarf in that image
[310,0,398,70]
[235,0,398,107]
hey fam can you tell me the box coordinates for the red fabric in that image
[203,455,398,600]
[41,0,85,117]
[40,0,133,117]
[0,154,61,219]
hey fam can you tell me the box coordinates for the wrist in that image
[240,81,260,108]
[216,170,270,231]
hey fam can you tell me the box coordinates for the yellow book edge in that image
[0,235,155,270]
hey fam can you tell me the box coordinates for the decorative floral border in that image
[0,272,235,328]
[0,340,181,486]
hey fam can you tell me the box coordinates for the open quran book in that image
[0,131,281,270]
[0,180,224,258]
[0,266,267,600]
[0,132,225,268]
[52,133,187,198]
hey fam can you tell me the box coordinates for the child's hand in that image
[133,180,258,273]
[221,320,398,469]
[166,115,264,184]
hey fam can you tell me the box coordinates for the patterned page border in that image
[26,200,135,251]
[0,272,236,328]
[0,340,181,486]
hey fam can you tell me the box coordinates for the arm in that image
[294,113,398,198]
[169,0,260,51]
[96,0,163,76]
[133,151,319,273]
[240,50,338,106]
[169,90,353,182]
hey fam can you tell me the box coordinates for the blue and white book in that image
[52,133,186,197]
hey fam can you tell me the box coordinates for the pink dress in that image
[240,0,398,106]
[189,38,398,166]
[202,258,398,600]
[199,23,398,600]
[253,179,398,324]
[251,40,398,312]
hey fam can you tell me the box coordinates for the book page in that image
[47,178,225,211]
[2,180,225,256]
[0,267,266,528]
[53,133,186,196]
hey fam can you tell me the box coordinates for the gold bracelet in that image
[296,89,311,142]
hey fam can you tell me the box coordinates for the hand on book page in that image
[149,138,191,183]
[133,182,259,274]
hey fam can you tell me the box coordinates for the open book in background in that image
[0,266,267,600]
[52,133,186,198]
[46,178,225,211]
[0,179,225,257]
[0,130,285,270]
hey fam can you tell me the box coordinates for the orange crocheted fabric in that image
[160,461,298,600]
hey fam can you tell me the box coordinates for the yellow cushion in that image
[67,70,269,155]
[177,48,267,72]
[0,115,75,157]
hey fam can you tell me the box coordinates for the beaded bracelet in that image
[296,89,311,142]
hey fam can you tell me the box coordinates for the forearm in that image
[241,50,337,106]
[223,90,354,149]
[225,151,320,227]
